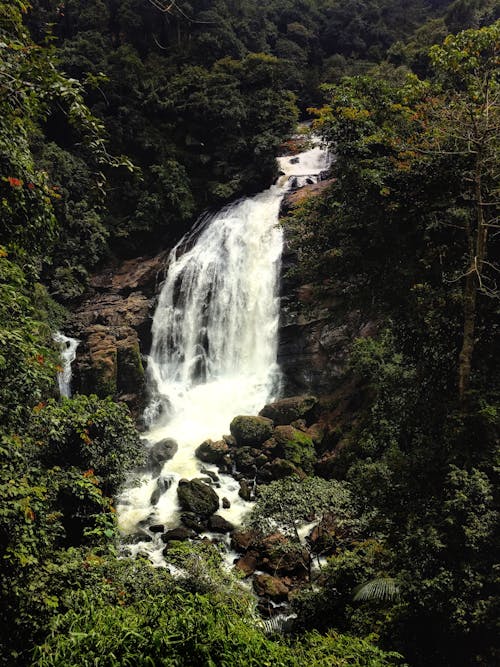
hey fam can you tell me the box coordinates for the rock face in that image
[279,184,378,396]
[69,252,168,417]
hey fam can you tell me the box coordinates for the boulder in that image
[259,395,318,426]
[207,514,235,534]
[259,533,308,575]
[222,497,231,509]
[148,439,178,475]
[150,475,174,505]
[177,479,219,516]
[273,425,316,473]
[231,529,257,552]
[148,524,164,533]
[234,446,258,474]
[230,415,274,447]
[258,458,303,482]
[238,479,252,501]
[195,439,229,464]
[180,513,209,533]
[161,526,196,542]
[253,573,289,601]
[234,551,258,577]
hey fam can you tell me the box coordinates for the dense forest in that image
[1,0,499,665]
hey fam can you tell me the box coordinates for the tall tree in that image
[428,22,499,404]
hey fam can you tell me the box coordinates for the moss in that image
[93,351,117,398]
[230,415,274,446]
[274,425,316,474]
[117,341,145,394]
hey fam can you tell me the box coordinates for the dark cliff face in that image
[278,183,378,396]
[69,252,168,418]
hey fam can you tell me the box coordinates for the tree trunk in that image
[457,157,487,407]
[458,271,477,405]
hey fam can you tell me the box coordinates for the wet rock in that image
[207,514,235,534]
[234,446,258,474]
[148,439,178,475]
[260,395,318,426]
[253,573,289,601]
[260,533,308,575]
[161,526,196,542]
[222,434,236,447]
[195,439,229,464]
[150,475,174,505]
[231,529,258,552]
[177,479,219,516]
[148,524,164,533]
[180,513,209,533]
[238,479,252,501]
[200,467,220,483]
[234,551,258,576]
[222,497,231,509]
[230,415,274,447]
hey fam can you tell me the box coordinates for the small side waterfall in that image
[53,332,80,398]
[117,141,330,552]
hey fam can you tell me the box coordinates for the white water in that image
[53,332,80,398]
[117,142,330,551]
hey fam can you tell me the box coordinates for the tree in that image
[427,22,499,404]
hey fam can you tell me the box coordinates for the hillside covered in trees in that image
[0,1,499,666]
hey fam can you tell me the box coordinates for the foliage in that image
[28,395,145,495]
[248,476,356,538]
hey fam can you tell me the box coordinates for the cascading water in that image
[117,141,330,559]
[53,332,80,398]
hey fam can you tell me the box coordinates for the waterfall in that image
[53,332,80,398]
[117,141,330,546]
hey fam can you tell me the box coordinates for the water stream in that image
[53,332,80,398]
[117,141,330,560]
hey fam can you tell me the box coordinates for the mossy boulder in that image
[259,395,318,426]
[177,479,219,517]
[272,425,316,473]
[230,415,274,447]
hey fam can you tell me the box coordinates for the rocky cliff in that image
[278,180,377,396]
[68,252,168,418]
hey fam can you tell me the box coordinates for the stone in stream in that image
[207,514,235,534]
[148,524,164,533]
[147,438,178,475]
[180,513,209,533]
[222,497,231,509]
[161,526,196,542]
[150,475,174,505]
[238,479,252,501]
[177,479,219,516]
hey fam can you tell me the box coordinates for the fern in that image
[353,577,400,602]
